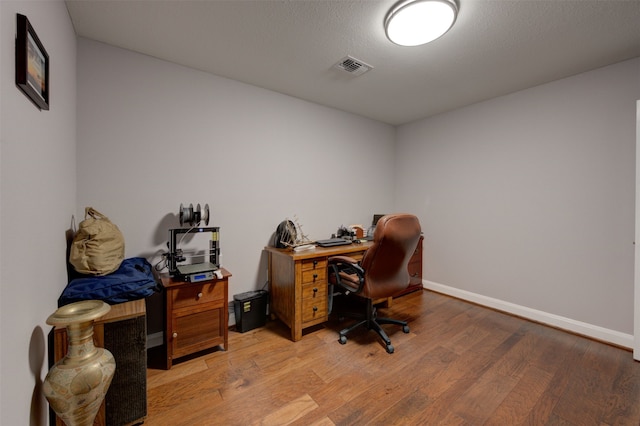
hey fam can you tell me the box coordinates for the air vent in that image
[333,56,373,76]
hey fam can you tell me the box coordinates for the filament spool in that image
[178,203,210,226]
[203,204,210,226]
[179,203,194,226]
[194,204,202,224]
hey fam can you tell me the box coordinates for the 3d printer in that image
[166,203,221,282]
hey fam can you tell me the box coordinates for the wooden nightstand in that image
[160,268,231,369]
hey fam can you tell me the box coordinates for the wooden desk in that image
[160,268,231,369]
[265,242,370,341]
[265,239,423,342]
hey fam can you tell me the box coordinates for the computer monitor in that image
[366,214,387,240]
[372,214,386,226]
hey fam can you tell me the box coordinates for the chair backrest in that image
[359,214,422,299]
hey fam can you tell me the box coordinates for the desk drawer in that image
[302,280,327,324]
[302,267,326,284]
[302,297,327,323]
[301,258,326,271]
[302,281,327,301]
[349,251,366,263]
[171,281,224,309]
[408,259,421,279]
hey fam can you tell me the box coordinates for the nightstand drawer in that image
[171,281,224,309]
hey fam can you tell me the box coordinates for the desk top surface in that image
[264,240,373,260]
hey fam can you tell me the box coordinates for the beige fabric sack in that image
[69,207,125,275]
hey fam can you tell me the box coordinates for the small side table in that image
[160,268,231,369]
[53,299,147,426]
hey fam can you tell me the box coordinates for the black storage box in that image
[233,290,268,333]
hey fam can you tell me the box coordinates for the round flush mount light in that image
[385,0,458,47]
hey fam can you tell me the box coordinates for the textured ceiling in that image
[66,0,640,125]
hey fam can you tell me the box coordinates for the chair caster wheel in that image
[338,335,347,345]
[386,344,394,354]
[402,325,410,333]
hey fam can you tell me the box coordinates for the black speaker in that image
[234,290,268,332]
[104,315,147,425]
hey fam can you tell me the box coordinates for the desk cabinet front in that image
[399,235,424,296]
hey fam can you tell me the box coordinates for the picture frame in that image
[15,14,49,110]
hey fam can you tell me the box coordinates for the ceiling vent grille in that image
[334,56,373,76]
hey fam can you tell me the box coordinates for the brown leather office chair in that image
[328,214,421,353]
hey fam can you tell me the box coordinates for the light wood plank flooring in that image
[146,290,640,425]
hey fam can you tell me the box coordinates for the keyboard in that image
[315,238,352,247]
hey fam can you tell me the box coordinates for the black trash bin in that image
[233,290,268,333]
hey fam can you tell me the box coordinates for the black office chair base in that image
[337,301,410,354]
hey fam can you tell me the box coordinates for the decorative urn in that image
[43,300,116,426]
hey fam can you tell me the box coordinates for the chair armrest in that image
[328,255,365,294]
[328,255,358,265]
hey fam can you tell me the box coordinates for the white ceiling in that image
[65,0,640,126]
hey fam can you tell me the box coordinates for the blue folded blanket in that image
[59,257,159,306]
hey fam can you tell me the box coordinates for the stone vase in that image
[43,300,116,426]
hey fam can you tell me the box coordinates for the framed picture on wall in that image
[15,14,49,110]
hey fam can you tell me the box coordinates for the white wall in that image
[636,100,640,360]
[0,5,635,422]
[0,1,77,425]
[396,58,640,344]
[76,39,396,331]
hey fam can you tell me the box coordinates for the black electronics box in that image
[233,290,268,333]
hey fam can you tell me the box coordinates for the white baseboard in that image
[228,303,236,326]
[423,280,634,349]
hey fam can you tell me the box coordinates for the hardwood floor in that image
[145,290,640,425]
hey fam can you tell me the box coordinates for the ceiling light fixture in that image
[385,0,458,47]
